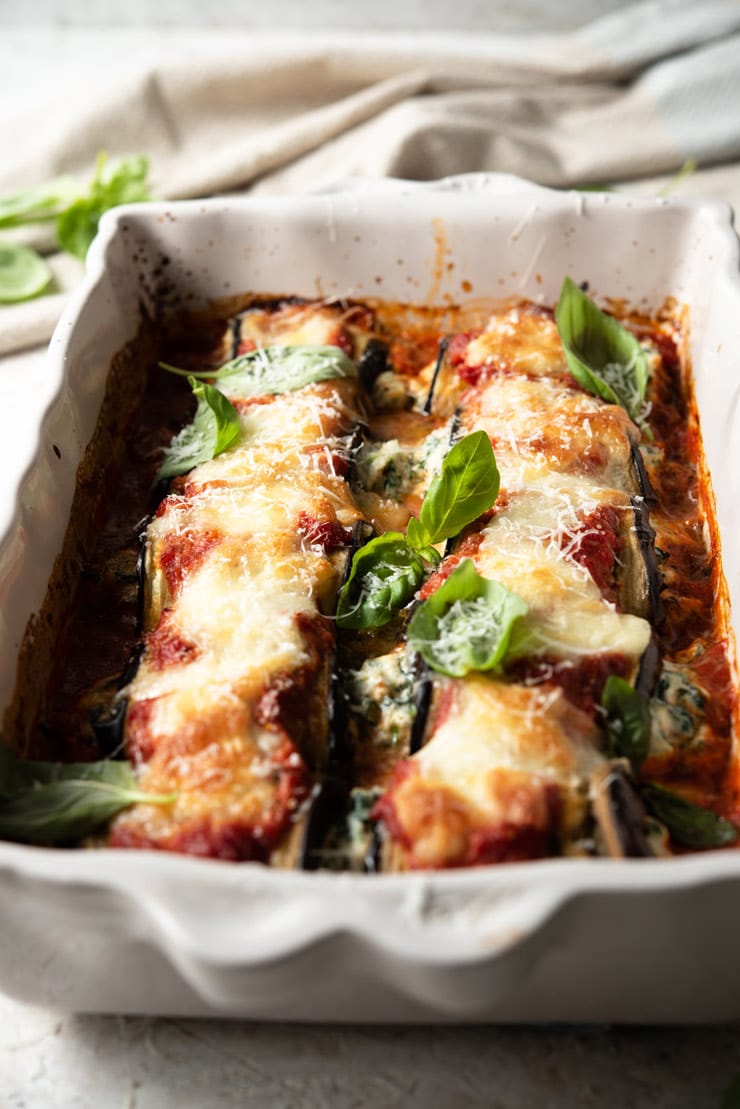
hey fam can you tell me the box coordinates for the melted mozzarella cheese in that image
[462,374,636,488]
[465,306,566,377]
[418,678,603,804]
[478,512,650,661]
[131,536,331,708]
[239,303,352,349]
[384,677,604,867]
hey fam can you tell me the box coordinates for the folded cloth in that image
[1,0,740,354]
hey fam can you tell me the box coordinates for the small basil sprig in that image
[642,783,738,849]
[56,152,153,260]
[601,674,651,770]
[406,427,500,550]
[0,242,52,303]
[158,375,241,481]
[161,344,357,400]
[0,153,154,304]
[555,276,650,428]
[407,558,527,677]
[0,743,174,845]
[336,430,499,629]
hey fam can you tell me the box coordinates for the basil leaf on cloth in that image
[0,176,78,229]
[0,242,52,303]
[56,153,153,260]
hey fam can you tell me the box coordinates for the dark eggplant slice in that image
[408,652,433,755]
[134,514,152,637]
[327,520,373,766]
[298,520,373,869]
[90,514,153,757]
[629,495,664,624]
[344,425,368,492]
[591,763,655,858]
[629,438,658,507]
[297,776,351,871]
[422,336,450,416]
[88,643,144,758]
[441,410,463,559]
[89,698,128,758]
[229,315,242,360]
[635,636,662,699]
[357,338,390,393]
[363,824,383,874]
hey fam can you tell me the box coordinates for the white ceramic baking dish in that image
[0,175,739,1022]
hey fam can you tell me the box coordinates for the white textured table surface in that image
[4,1003,740,1108]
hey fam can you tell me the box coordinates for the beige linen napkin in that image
[2,1,740,353]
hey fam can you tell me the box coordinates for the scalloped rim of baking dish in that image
[0,174,739,1020]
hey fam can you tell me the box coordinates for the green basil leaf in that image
[601,675,651,770]
[417,430,499,546]
[407,558,527,677]
[0,242,52,303]
[56,152,153,260]
[336,533,426,630]
[643,783,738,849]
[0,745,174,844]
[405,515,430,551]
[157,375,241,481]
[196,345,357,398]
[555,276,649,424]
[0,176,79,229]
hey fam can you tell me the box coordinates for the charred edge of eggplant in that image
[409,652,433,756]
[134,514,152,637]
[229,314,242,361]
[631,496,664,625]
[344,425,367,491]
[422,336,450,416]
[358,338,390,393]
[89,700,128,758]
[635,637,661,699]
[442,410,463,559]
[299,521,373,870]
[89,644,145,758]
[235,295,313,316]
[363,825,383,874]
[327,648,352,768]
[297,776,351,871]
[327,520,372,763]
[91,515,153,757]
[592,764,655,858]
[629,439,658,507]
